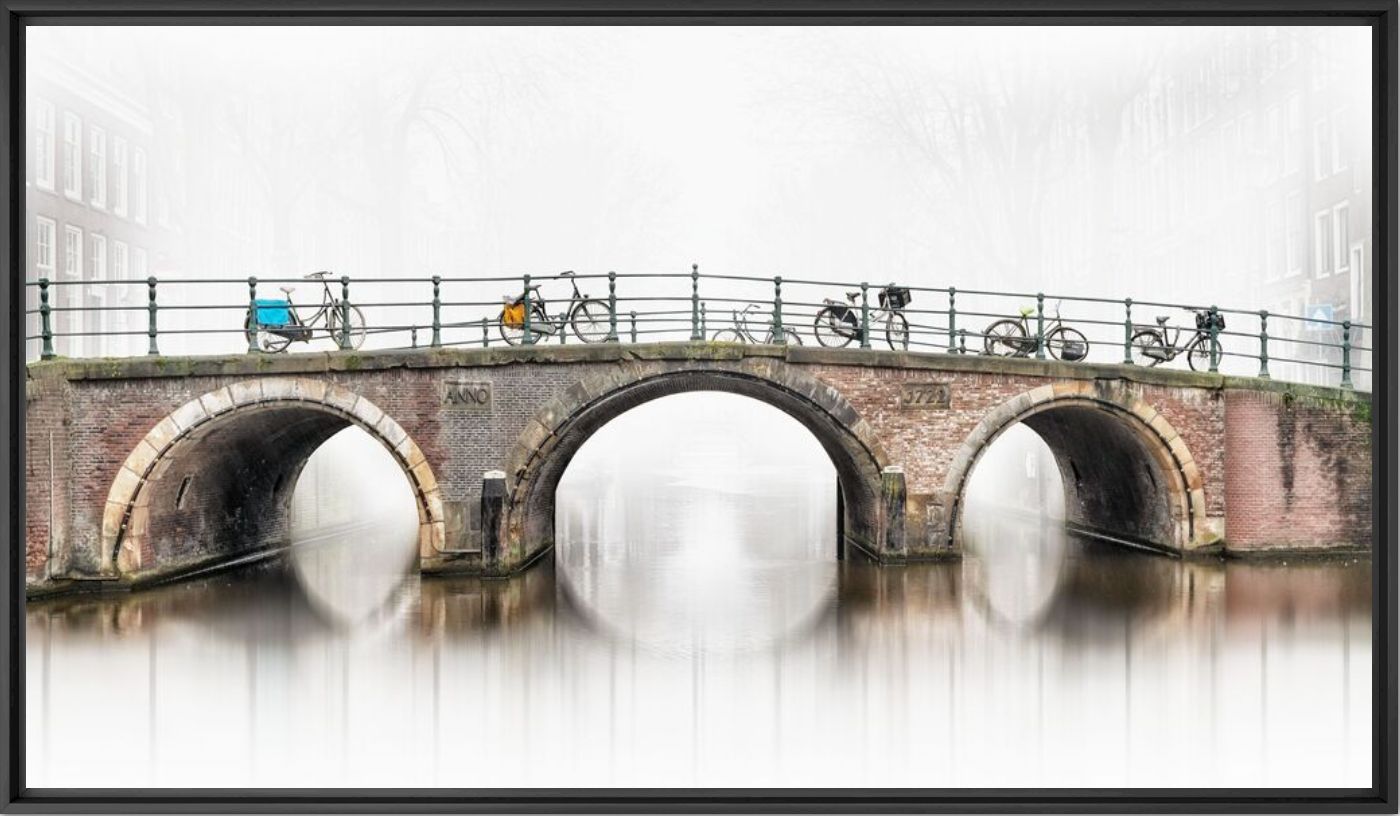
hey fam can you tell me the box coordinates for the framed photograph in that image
[4,1,1394,812]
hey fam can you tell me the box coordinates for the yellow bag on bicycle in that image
[502,301,525,329]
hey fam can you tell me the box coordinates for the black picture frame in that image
[2,2,1394,812]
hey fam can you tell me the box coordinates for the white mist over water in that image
[555,392,838,654]
[287,426,421,626]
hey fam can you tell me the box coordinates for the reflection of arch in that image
[502,362,889,566]
[101,377,445,578]
[943,381,1211,553]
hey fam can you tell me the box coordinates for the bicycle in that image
[1129,309,1223,371]
[981,301,1089,361]
[244,270,366,353]
[711,303,803,345]
[812,284,911,350]
[498,271,611,345]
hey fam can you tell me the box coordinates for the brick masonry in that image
[23,344,1372,592]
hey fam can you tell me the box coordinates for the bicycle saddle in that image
[279,285,296,295]
[846,291,861,302]
[1156,315,1170,325]
[1019,306,1035,317]
[304,270,332,279]
[558,270,576,278]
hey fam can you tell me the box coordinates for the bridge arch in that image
[100,377,445,578]
[942,380,1212,554]
[500,361,890,565]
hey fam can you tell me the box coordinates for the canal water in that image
[25,395,1371,789]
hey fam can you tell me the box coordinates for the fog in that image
[26,25,1373,386]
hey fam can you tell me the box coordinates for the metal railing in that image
[23,268,1372,391]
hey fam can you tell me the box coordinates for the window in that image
[1285,94,1302,175]
[1350,243,1366,323]
[62,113,82,199]
[1313,119,1332,181]
[1264,200,1283,281]
[62,226,82,280]
[1285,192,1303,276]
[112,240,128,280]
[33,99,55,191]
[34,216,55,274]
[132,148,147,224]
[88,126,107,209]
[88,233,106,281]
[133,246,147,280]
[1331,109,1348,175]
[112,137,128,217]
[1314,210,1332,278]
[1266,104,1281,180]
[1333,202,1350,273]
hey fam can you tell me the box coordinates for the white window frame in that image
[1331,109,1347,175]
[88,233,106,281]
[132,246,147,281]
[33,98,55,191]
[1314,209,1332,279]
[1285,192,1303,276]
[62,113,82,200]
[133,148,147,225]
[112,136,128,217]
[34,216,55,274]
[1350,243,1366,323]
[1313,119,1331,182]
[112,240,128,280]
[62,225,82,280]
[88,125,107,209]
[1264,200,1283,282]
[1285,94,1302,176]
[1333,202,1350,274]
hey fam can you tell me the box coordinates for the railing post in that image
[38,278,55,360]
[339,276,351,350]
[1340,320,1354,389]
[860,282,871,349]
[1257,309,1270,379]
[1123,297,1133,365]
[606,271,619,342]
[701,302,707,337]
[1208,305,1220,373]
[410,326,418,349]
[959,328,968,355]
[482,317,489,347]
[772,276,784,342]
[246,276,258,354]
[690,264,702,341]
[1035,292,1046,360]
[630,311,638,343]
[431,275,442,348]
[946,286,957,353]
[522,274,533,345]
[147,276,159,356]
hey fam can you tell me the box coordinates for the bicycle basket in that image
[1195,310,1226,331]
[502,301,526,329]
[879,286,912,310]
[253,298,291,328]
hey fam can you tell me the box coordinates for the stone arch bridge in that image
[24,344,1372,592]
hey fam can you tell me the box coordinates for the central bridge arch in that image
[500,362,891,567]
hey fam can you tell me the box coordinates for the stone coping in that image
[27,342,1370,404]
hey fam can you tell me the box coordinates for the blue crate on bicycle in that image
[253,298,291,328]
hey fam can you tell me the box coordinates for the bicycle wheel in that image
[1045,326,1089,362]
[781,328,803,346]
[712,329,746,343]
[813,306,858,348]
[1130,330,1167,367]
[1186,335,1221,372]
[326,304,367,350]
[570,299,613,343]
[885,312,910,350]
[245,310,292,353]
[983,319,1028,356]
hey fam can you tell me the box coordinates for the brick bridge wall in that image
[23,344,1372,592]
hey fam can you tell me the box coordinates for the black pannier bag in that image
[879,285,912,310]
[1195,310,1226,332]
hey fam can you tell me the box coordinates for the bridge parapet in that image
[24,343,1372,594]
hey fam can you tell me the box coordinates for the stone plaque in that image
[443,380,492,411]
[899,382,951,409]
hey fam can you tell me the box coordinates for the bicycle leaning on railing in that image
[245,270,366,353]
[812,284,911,350]
[498,271,611,345]
[1129,309,1223,371]
[712,302,803,345]
[981,300,1089,361]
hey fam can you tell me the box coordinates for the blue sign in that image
[1305,303,1334,332]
